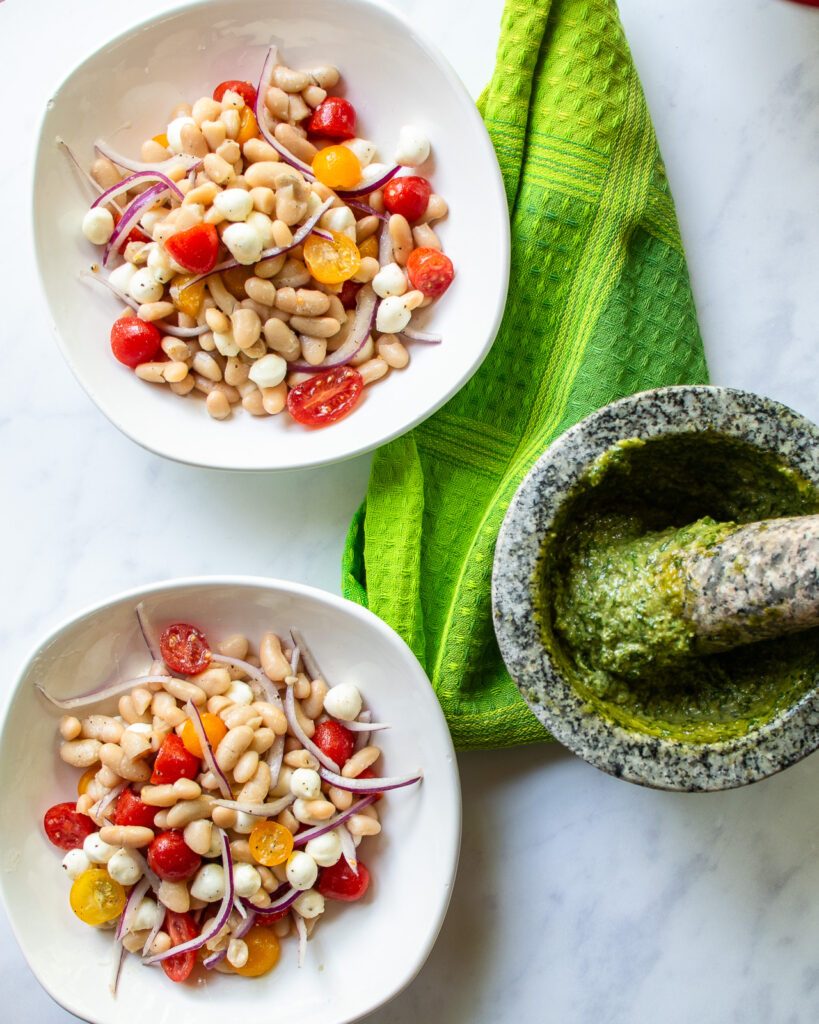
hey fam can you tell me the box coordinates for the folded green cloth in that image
[342,0,708,748]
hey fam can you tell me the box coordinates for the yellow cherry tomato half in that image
[237,107,259,146]
[171,274,205,318]
[311,145,362,190]
[249,820,294,867]
[70,869,127,927]
[304,230,361,285]
[180,712,228,758]
[235,926,281,977]
[77,765,98,797]
[358,235,379,261]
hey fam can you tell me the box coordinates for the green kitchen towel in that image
[342,0,708,748]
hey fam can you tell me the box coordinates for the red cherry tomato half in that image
[356,767,383,803]
[318,858,370,901]
[43,802,96,851]
[151,733,201,786]
[161,910,199,982]
[148,829,202,882]
[313,720,356,766]
[406,247,455,299]
[110,317,162,369]
[160,622,212,676]
[212,80,257,108]
[114,787,158,829]
[165,223,220,276]
[338,279,362,310]
[382,176,431,222]
[286,366,364,428]
[308,97,357,140]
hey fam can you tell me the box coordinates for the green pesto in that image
[539,435,819,744]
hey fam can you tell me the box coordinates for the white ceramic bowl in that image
[32,0,509,471]
[0,577,461,1024]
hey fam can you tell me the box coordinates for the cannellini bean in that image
[377,334,410,369]
[216,725,255,772]
[358,357,389,385]
[215,634,249,660]
[328,785,353,811]
[301,678,329,720]
[346,813,382,837]
[271,766,294,798]
[76,794,95,815]
[275,287,329,316]
[252,702,289,734]
[274,122,317,163]
[293,673,312,700]
[221,705,262,730]
[264,85,290,120]
[389,214,414,265]
[249,727,277,754]
[412,223,442,250]
[100,743,152,782]
[212,805,237,830]
[233,749,260,785]
[293,798,335,823]
[91,156,120,189]
[244,138,280,164]
[202,119,228,150]
[289,315,339,338]
[237,761,271,804]
[184,818,214,857]
[121,726,152,761]
[193,667,233,697]
[96,765,120,789]
[355,215,381,243]
[242,390,267,416]
[203,152,234,185]
[221,108,240,139]
[284,749,320,771]
[166,797,214,828]
[142,138,169,162]
[170,376,196,397]
[99,824,154,848]
[260,633,292,682]
[216,139,241,164]
[231,308,262,351]
[288,93,311,122]
[307,64,340,89]
[60,738,101,767]
[152,691,186,727]
[303,84,327,108]
[272,257,311,289]
[351,256,380,284]
[158,880,190,914]
[119,694,151,724]
[243,161,285,190]
[342,745,381,778]
[271,65,310,93]
[161,678,206,705]
[81,715,124,743]
[263,317,300,360]
[419,193,448,223]
[291,698,315,739]
[59,716,82,741]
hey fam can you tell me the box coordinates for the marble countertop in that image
[3,0,819,1020]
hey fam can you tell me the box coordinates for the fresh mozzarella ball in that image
[395,125,430,167]
[286,851,318,891]
[82,207,115,245]
[83,832,117,864]
[320,206,356,241]
[305,829,342,868]
[372,262,408,299]
[214,188,254,222]
[290,767,321,800]
[108,261,137,294]
[61,848,91,880]
[343,138,376,167]
[213,330,241,357]
[223,222,264,265]
[128,266,164,303]
[191,863,226,902]
[147,244,174,283]
[167,116,197,155]
[132,897,163,933]
[233,810,257,834]
[233,863,263,898]
[248,353,287,389]
[226,680,253,706]
[246,211,275,249]
[323,683,363,722]
[227,938,249,968]
[376,294,412,334]
[293,889,325,919]
[107,847,143,886]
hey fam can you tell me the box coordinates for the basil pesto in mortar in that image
[539,435,819,743]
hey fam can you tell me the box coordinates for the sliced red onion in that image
[185,700,232,800]
[115,876,151,942]
[346,198,387,221]
[144,829,234,964]
[142,902,165,956]
[293,795,376,847]
[353,710,372,750]
[290,645,301,675]
[288,628,323,682]
[379,215,393,266]
[36,674,172,711]
[336,165,402,199]
[337,823,358,874]
[211,794,294,817]
[234,908,257,939]
[319,767,421,793]
[159,321,210,338]
[254,48,316,179]
[202,947,227,970]
[135,603,162,662]
[290,284,378,373]
[244,886,300,918]
[400,328,442,344]
[343,718,391,733]
[293,911,307,967]
[95,139,201,176]
[234,895,248,920]
[58,137,123,212]
[110,942,127,996]
[92,171,184,210]
[103,182,168,267]
[311,228,334,242]
[92,782,126,826]
[285,682,340,773]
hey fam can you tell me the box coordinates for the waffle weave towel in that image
[342,0,708,748]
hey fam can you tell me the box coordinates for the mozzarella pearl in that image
[81,207,115,245]
[214,188,254,222]
[108,261,137,294]
[323,683,363,722]
[61,848,91,880]
[246,211,275,248]
[107,847,143,886]
[372,262,408,299]
[343,138,376,168]
[167,116,197,155]
[286,851,318,891]
[233,863,263,898]
[321,206,356,241]
[293,889,325,919]
[226,680,253,706]
[83,832,117,864]
[248,353,287,389]
[147,244,174,283]
[290,768,322,800]
[305,829,342,868]
[128,266,164,303]
[190,863,225,902]
[223,222,264,265]
[132,897,163,933]
[394,125,431,167]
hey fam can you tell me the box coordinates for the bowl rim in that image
[492,385,819,793]
[31,0,510,472]
[0,573,462,1024]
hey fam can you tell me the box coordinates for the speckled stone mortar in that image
[492,386,819,792]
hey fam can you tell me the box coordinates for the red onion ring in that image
[254,48,316,179]
[110,943,127,995]
[243,886,300,918]
[211,795,294,817]
[36,674,173,711]
[293,795,376,847]
[92,171,184,210]
[318,767,422,793]
[284,682,340,773]
[185,700,233,800]
[135,603,162,662]
[115,876,151,943]
[346,198,387,221]
[58,137,124,212]
[289,284,378,372]
[399,328,443,344]
[293,911,307,967]
[336,164,401,199]
[288,628,324,683]
[337,823,359,874]
[95,139,201,176]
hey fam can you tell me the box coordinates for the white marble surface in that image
[2,0,819,1020]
